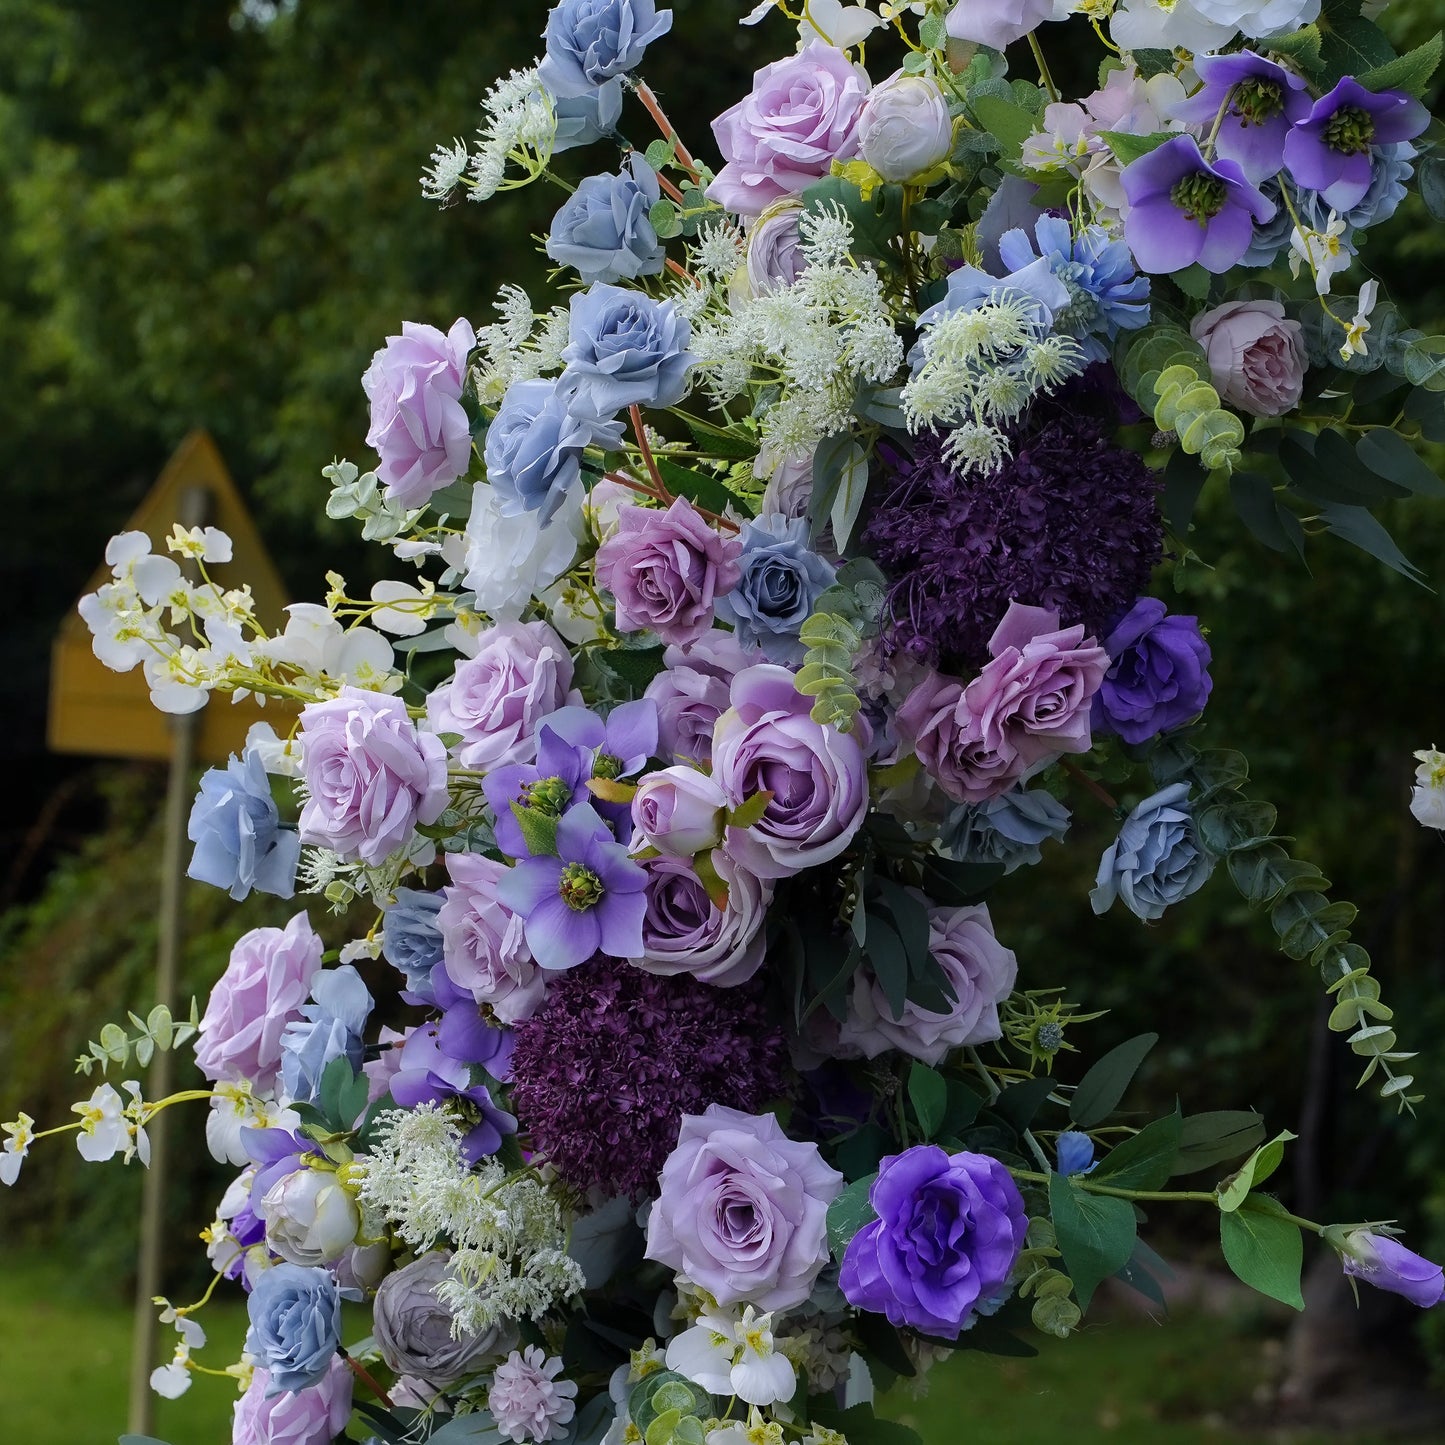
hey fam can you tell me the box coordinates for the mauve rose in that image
[362,318,475,509]
[946,0,1054,49]
[646,1104,844,1309]
[195,912,323,1089]
[427,621,576,772]
[895,671,1023,806]
[439,854,544,1025]
[632,766,729,858]
[709,42,871,218]
[595,499,742,645]
[745,204,808,294]
[1093,598,1213,745]
[756,448,814,521]
[635,851,771,986]
[1190,299,1306,417]
[373,1250,518,1388]
[712,664,869,879]
[232,1358,352,1445]
[645,632,761,764]
[297,687,450,866]
[839,902,1017,1065]
[858,72,954,183]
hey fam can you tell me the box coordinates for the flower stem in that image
[339,1348,395,1408]
[634,81,701,184]
[1061,759,1121,814]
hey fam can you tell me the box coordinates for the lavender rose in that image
[546,155,666,286]
[1190,299,1306,417]
[745,204,808,295]
[1093,598,1213,745]
[297,687,450,867]
[194,912,322,1090]
[645,632,761,764]
[945,0,1054,49]
[232,1359,352,1445]
[559,283,695,417]
[709,42,871,218]
[895,671,1023,806]
[439,854,544,1025]
[756,447,813,520]
[362,318,474,509]
[634,852,771,987]
[646,1104,844,1309]
[595,499,743,645]
[839,1146,1027,1337]
[839,902,1018,1065]
[712,664,869,879]
[427,621,576,772]
[632,766,729,857]
[857,72,953,184]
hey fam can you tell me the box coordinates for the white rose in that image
[258,1167,360,1267]
[1191,0,1321,38]
[463,482,581,621]
[857,73,954,184]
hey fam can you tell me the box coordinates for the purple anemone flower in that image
[484,723,595,858]
[388,1021,518,1164]
[495,802,648,970]
[1283,78,1429,213]
[1172,51,1310,184]
[1121,134,1275,275]
[431,966,517,1078]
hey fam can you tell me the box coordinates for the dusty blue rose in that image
[940,787,1071,874]
[187,748,299,901]
[381,889,445,999]
[559,283,694,418]
[245,1263,342,1395]
[1090,783,1214,922]
[714,514,837,663]
[552,79,623,153]
[546,156,665,286]
[539,0,673,99]
[279,966,374,1104]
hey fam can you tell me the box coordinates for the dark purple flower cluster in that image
[864,381,1162,671]
[509,959,791,1200]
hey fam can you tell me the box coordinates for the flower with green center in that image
[527,775,573,816]
[559,861,605,911]
[592,752,624,781]
[1172,52,1310,184]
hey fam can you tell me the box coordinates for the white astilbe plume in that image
[473,285,572,404]
[421,64,556,204]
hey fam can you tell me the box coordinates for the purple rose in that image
[439,854,545,1025]
[297,687,450,866]
[362,318,475,509]
[745,204,808,295]
[645,632,761,764]
[896,671,1020,806]
[427,621,576,772]
[945,0,1053,49]
[632,766,729,856]
[232,1358,352,1445]
[709,42,871,218]
[1341,1230,1445,1309]
[839,903,1018,1065]
[1093,598,1213,745]
[635,851,771,987]
[645,1104,844,1309]
[839,1146,1027,1337]
[712,664,869,879]
[857,72,953,184]
[194,912,323,1090]
[595,499,743,645]
[1190,300,1305,418]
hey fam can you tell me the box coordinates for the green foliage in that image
[1172,1112,1267,1176]
[1216,1130,1296,1212]
[907,1061,948,1140]
[1048,1173,1137,1311]
[1218,1196,1306,1310]
[1091,1112,1182,1192]
[827,1173,879,1258]
[1118,328,1244,473]
[795,556,889,732]
[75,1000,198,1076]
[1069,1032,1158,1128]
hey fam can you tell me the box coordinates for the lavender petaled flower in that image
[388,1021,518,1164]
[241,1127,324,1211]
[714,514,838,664]
[431,968,517,1079]
[495,802,648,970]
[187,748,300,901]
[1340,1230,1445,1308]
[488,1346,578,1444]
[645,631,761,765]
[1171,51,1310,184]
[1121,134,1275,274]
[1093,598,1213,745]
[483,721,595,858]
[1056,1132,1097,1177]
[1283,78,1429,214]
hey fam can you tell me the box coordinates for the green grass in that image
[0,1251,1396,1445]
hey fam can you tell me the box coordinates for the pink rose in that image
[595,499,743,645]
[839,901,1018,1065]
[439,854,544,1024]
[232,1358,352,1445]
[645,633,761,765]
[427,621,576,772]
[194,912,322,1089]
[362,317,474,509]
[632,766,729,856]
[709,42,871,218]
[298,687,450,866]
[712,664,869,879]
[1190,299,1306,418]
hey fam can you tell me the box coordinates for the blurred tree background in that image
[1,0,1445,1434]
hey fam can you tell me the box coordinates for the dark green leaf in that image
[1197,799,1279,855]
[850,1314,917,1380]
[1318,15,1396,84]
[1226,844,1294,903]
[1421,156,1445,224]
[1230,471,1296,556]
[317,1055,353,1130]
[1318,503,1426,583]
[597,645,667,694]
[1097,130,1174,166]
[836,1122,890,1181]
[1266,23,1323,73]
[423,1414,507,1444]
[908,1061,948,1139]
[993,1074,1056,1134]
[1356,428,1445,497]
[972,95,1040,158]
[1092,1111,1182,1191]
[1050,1174,1138,1310]
[653,458,738,516]
[1171,264,1211,301]
[1357,34,1442,97]
[807,1403,923,1445]
[826,1173,878,1257]
[1161,447,1208,535]
[1219,1195,1305,1310]
[1282,428,1404,504]
[1405,383,1445,442]
[1070,1033,1158,1127]
[943,1078,984,1135]
[866,913,910,1021]
[682,414,756,461]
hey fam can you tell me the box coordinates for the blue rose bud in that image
[1055,1131,1097,1178]
[714,514,837,664]
[186,748,300,902]
[245,1263,343,1395]
[546,156,666,287]
[381,888,445,1000]
[1090,783,1215,922]
[559,283,694,418]
[279,966,374,1105]
[539,0,673,99]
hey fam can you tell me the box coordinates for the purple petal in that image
[596,889,648,959]
[557,800,612,859]
[497,855,564,915]
[1124,198,1204,274]
[526,892,601,970]
[1198,204,1257,272]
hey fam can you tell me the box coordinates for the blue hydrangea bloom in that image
[539,0,673,99]
[1090,782,1215,922]
[186,748,300,901]
[279,965,374,1104]
[551,78,624,153]
[941,787,1072,874]
[381,889,445,1000]
[715,514,837,663]
[1056,1131,1097,1177]
[996,217,1150,363]
[546,155,666,287]
[245,1263,342,1395]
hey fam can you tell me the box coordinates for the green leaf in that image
[1050,1174,1138,1311]
[1171,264,1211,301]
[1421,156,1445,224]
[1318,15,1397,85]
[682,415,756,461]
[1219,1195,1305,1310]
[1357,34,1442,98]
[828,439,871,551]
[1197,799,1279,856]
[509,800,561,858]
[827,1173,879,1258]
[1355,429,1445,498]
[317,1054,354,1129]
[1217,1130,1297,1211]
[1266,23,1324,73]
[338,1069,372,1129]
[993,1074,1056,1134]
[648,198,682,240]
[1318,503,1426,583]
[1230,471,1298,557]
[1161,448,1208,535]
[653,458,737,517]
[597,645,667,694]
[908,1062,948,1140]
[1070,1033,1158,1127]
[727,790,773,831]
[971,95,1040,159]
[1091,1111,1182,1191]
[800,175,905,264]
[1403,335,1445,392]
[1097,130,1174,167]
[806,1403,923,1445]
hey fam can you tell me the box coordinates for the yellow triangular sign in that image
[49,430,295,763]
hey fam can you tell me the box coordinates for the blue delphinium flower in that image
[1056,1131,1097,1177]
[380,888,445,1000]
[715,514,837,663]
[996,217,1150,363]
[941,787,1072,874]
[546,155,666,286]
[279,966,374,1104]
[245,1263,342,1395]
[186,748,299,901]
[1090,783,1215,922]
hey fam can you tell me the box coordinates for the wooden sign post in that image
[48,431,292,1436]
